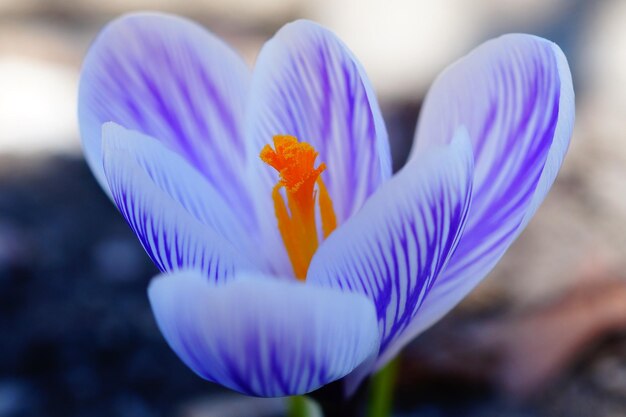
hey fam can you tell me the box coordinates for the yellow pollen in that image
[260,135,338,280]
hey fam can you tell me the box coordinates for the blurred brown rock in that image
[402,262,626,402]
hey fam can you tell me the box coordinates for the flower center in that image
[260,135,337,280]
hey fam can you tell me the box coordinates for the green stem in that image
[366,358,399,417]
[288,395,321,417]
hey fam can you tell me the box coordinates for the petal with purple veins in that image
[148,270,380,397]
[307,129,473,372]
[79,12,254,225]
[405,34,575,345]
[102,123,277,272]
[102,125,255,281]
[247,20,392,232]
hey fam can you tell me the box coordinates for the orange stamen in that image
[260,135,338,280]
[317,177,337,239]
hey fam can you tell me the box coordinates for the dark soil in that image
[0,155,223,417]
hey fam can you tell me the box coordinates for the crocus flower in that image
[78,13,574,397]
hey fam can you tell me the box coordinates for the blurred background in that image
[1,0,626,416]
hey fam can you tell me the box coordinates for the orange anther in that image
[260,135,338,279]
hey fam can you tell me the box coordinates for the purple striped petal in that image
[78,12,255,226]
[403,35,575,350]
[307,130,473,371]
[102,125,255,281]
[246,20,392,235]
[148,270,379,397]
[102,123,275,272]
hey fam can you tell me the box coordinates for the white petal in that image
[149,271,380,396]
